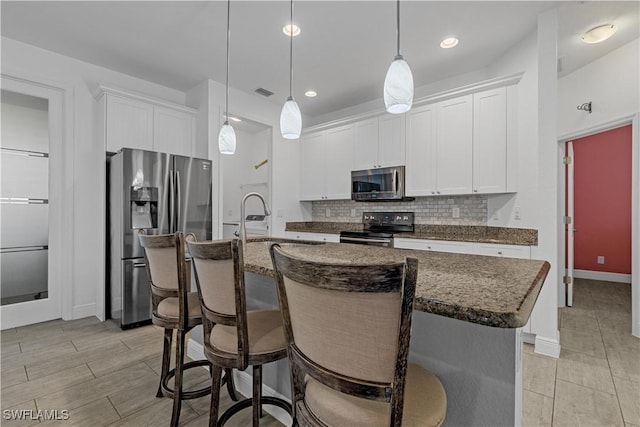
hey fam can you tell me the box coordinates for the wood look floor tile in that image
[522,390,553,427]
[523,352,557,398]
[42,397,120,427]
[1,364,94,410]
[613,376,640,426]
[36,362,157,413]
[559,328,607,359]
[1,366,28,389]
[106,397,199,426]
[604,338,640,383]
[553,379,624,427]
[1,341,78,373]
[556,349,616,394]
[25,340,130,380]
[0,399,40,427]
[87,342,161,378]
[1,342,21,357]
[105,374,161,418]
[561,309,600,333]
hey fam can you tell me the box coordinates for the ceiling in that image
[2,1,638,118]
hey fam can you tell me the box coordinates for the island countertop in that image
[243,240,550,329]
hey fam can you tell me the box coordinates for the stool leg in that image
[157,328,173,397]
[209,365,222,427]
[171,329,186,427]
[252,365,262,427]
[224,368,239,401]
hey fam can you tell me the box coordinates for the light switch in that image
[597,256,605,264]
[325,208,331,218]
[514,207,521,220]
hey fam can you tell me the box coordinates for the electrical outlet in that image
[325,208,331,218]
[350,208,356,217]
[597,256,605,264]
[514,206,521,220]
[452,207,460,218]
[492,210,500,221]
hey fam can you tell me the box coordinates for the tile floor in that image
[1,278,638,426]
[523,278,639,427]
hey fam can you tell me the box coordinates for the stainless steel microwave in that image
[351,166,411,201]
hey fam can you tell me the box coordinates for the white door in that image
[1,76,65,329]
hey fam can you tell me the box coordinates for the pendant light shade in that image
[218,0,236,154]
[384,55,414,114]
[280,0,302,139]
[218,121,236,155]
[280,97,302,139]
[384,0,413,114]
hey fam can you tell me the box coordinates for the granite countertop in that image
[243,239,550,329]
[285,222,538,246]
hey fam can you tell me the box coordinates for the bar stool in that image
[138,231,238,426]
[187,238,292,427]
[270,243,447,427]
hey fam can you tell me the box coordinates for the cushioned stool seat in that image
[157,292,202,319]
[210,310,286,356]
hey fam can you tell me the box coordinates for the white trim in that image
[187,338,292,426]
[522,332,536,345]
[534,333,561,359]
[304,73,524,133]
[71,303,97,320]
[558,115,634,142]
[94,84,197,115]
[573,269,632,284]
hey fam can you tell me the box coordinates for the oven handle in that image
[340,237,392,244]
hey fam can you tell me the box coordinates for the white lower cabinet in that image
[394,238,472,254]
[472,243,531,259]
[285,232,340,243]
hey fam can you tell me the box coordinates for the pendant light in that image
[218,0,236,154]
[383,0,413,114]
[280,0,302,139]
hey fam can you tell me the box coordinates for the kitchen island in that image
[222,240,549,426]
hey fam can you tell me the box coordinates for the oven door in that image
[339,232,394,248]
[351,166,405,201]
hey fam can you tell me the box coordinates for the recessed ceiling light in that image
[282,24,300,37]
[440,37,459,49]
[581,24,616,44]
[304,90,317,98]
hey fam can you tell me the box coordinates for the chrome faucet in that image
[239,192,271,247]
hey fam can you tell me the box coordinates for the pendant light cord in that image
[289,0,294,99]
[396,0,401,57]
[225,0,231,123]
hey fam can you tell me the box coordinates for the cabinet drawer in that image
[285,232,339,243]
[472,243,531,259]
[394,238,472,254]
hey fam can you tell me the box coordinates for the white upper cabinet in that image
[153,106,195,157]
[436,95,473,195]
[406,104,437,196]
[354,115,405,170]
[97,87,197,157]
[405,84,516,197]
[473,87,507,194]
[105,95,153,152]
[300,124,354,201]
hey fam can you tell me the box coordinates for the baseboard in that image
[522,332,536,345]
[534,333,561,358]
[72,303,97,319]
[187,338,292,426]
[572,269,632,284]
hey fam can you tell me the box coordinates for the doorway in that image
[563,123,636,335]
[0,77,65,329]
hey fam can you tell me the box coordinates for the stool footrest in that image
[160,360,211,400]
[217,396,292,426]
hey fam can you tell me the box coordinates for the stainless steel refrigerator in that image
[107,148,212,328]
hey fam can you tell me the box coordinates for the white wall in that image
[558,39,639,139]
[2,37,191,320]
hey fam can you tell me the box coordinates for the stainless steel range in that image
[339,212,414,248]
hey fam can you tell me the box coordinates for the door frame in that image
[558,113,639,337]
[1,73,74,329]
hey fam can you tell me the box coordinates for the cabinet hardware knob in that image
[498,251,503,255]
[474,189,478,192]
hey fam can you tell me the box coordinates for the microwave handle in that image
[394,169,398,192]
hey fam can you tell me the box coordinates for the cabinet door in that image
[473,88,507,194]
[378,114,405,167]
[394,238,472,254]
[406,104,437,196]
[436,95,473,195]
[325,124,355,200]
[353,118,379,170]
[153,106,195,157]
[300,131,326,201]
[106,96,153,152]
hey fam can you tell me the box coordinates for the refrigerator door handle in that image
[176,170,181,232]
[169,169,175,233]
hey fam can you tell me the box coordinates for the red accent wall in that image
[573,125,632,274]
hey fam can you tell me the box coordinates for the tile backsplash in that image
[311,195,488,225]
